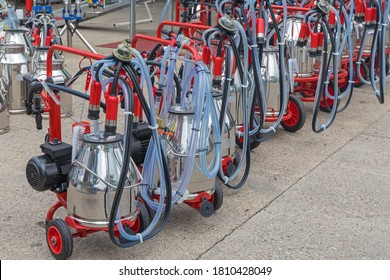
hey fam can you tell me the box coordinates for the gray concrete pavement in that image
[1,1,390,260]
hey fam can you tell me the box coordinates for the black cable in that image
[107,63,172,247]
[27,82,106,110]
[218,33,251,190]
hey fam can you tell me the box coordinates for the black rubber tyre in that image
[137,202,151,232]
[235,131,262,150]
[46,218,73,260]
[136,192,156,221]
[118,203,150,244]
[199,199,214,218]
[212,181,223,211]
[280,94,306,132]
[235,112,262,150]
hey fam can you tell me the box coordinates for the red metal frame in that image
[132,34,203,62]
[45,45,104,141]
[183,192,214,211]
[157,20,211,38]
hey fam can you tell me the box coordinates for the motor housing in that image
[26,141,72,192]
[130,121,152,165]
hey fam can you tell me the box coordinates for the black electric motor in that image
[26,122,151,192]
[26,140,72,192]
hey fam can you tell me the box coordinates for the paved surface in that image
[1,1,390,260]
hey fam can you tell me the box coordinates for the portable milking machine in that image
[0,1,32,118]
[355,0,390,103]
[24,42,174,259]
[132,33,229,216]
[24,0,73,119]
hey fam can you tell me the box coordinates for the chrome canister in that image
[0,43,31,114]
[165,106,216,195]
[262,47,289,117]
[32,47,72,117]
[284,17,315,78]
[2,29,33,56]
[67,134,140,228]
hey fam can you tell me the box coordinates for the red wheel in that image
[46,218,73,260]
[134,202,151,232]
[281,94,306,132]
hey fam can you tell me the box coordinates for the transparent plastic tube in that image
[198,62,222,179]
[117,52,167,240]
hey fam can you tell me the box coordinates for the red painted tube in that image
[329,11,336,28]
[309,33,319,56]
[365,8,373,24]
[87,80,102,120]
[26,0,33,16]
[297,22,309,46]
[202,45,211,65]
[340,11,345,25]
[212,55,223,79]
[89,81,102,106]
[156,21,211,38]
[317,32,324,52]
[132,34,202,62]
[256,18,265,44]
[356,0,364,17]
[105,95,119,122]
[371,8,377,24]
[271,5,310,12]
[133,94,142,121]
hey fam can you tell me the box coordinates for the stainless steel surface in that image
[0,44,30,114]
[129,0,136,39]
[0,44,30,64]
[357,24,374,55]
[2,29,34,57]
[387,14,390,49]
[34,59,73,118]
[0,88,9,134]
[31,47,73,117]
[341,25,357,60]
[262,47,288,117]
[165,106,216,194]
[213,94,236,158]
[284,17,315,78]
[67,133,140,228]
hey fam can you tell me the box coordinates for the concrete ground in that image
[1,1,390,260]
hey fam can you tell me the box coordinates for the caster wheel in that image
[137,202,151,232]
[235,130,261,150]
[212,181,223,212]
[281,94,306,132]
[235,114,261,150]
[137,192,156,220]
[199,198,214,218]
[46,218,73,260]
